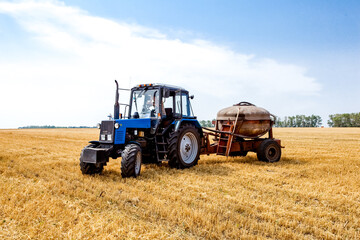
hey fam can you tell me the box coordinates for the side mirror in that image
[163,88,170,98]
[189,95,194,99]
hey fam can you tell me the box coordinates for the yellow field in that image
[0,128,359,239]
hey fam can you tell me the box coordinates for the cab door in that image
[174,91,192,118]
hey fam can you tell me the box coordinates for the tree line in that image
[328,113,360,127]
[275,115,322,127]
[19,125,96,129]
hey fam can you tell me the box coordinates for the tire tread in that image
[257,139,281,163]
[121,144,141,178]
[168,124,200,169]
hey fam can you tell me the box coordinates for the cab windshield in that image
[131,89,159,118]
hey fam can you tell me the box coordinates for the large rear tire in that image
[79,144,104,175]
[121,144,142,178]
[168,124,201,169]
[257,139,281,162]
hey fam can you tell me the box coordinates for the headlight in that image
[114,123,119,129]
[97,123,101,129]
[134,129,138,135]
[107,134,112,141]
[101,134,106,141]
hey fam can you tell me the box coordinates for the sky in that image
[0,0,359,128]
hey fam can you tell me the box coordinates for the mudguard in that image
[174,119,203,137]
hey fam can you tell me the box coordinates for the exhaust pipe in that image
[114,80,120,119]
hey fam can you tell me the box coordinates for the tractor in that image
[80,81,203,177]
[80,81,283,178]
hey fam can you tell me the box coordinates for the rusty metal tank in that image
[216,102,273,138]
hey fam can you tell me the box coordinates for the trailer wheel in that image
[121,144,142,178]
[257,139,281,163]
[168,124,200,169]
[79,144,104,174]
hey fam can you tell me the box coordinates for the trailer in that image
[201,124,282,162]
[200,101,283,162]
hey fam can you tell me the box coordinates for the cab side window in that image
[174,91,192,117]
[175,92,181,117]
[181,93,190,117]
[163,94,173,117]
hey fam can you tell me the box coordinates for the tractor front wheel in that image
[168,124,201,169]
[79,144,104,175]
[121,144,142,178]
[257,139,281,163]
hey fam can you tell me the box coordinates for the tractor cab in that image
[128,84,194,120]
[125,84,196,134]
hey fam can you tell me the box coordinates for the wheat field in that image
[0,128,359,239]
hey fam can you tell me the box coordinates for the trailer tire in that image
[79,144,104,175]
[168,124,200,169]
[257,139,281,163]
[121,144,142,178]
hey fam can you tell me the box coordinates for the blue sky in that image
[0,0,359,128]
[63,1,359,51]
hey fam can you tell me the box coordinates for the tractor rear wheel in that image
[168,124,200,169]
[121,144,142,178]
[79,144,104,175]
[257,139,281,162]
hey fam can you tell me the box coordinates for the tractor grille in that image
[99,120,114,143]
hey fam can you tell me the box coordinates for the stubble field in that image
[0,128,359,239]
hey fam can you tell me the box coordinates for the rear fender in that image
[174,119,203,137]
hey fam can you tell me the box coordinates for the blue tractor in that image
[80,81,203,177]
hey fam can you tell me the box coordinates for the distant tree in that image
[199,119,215,128]
[274,116,283,127]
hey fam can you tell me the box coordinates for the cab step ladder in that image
[155,133,168,161]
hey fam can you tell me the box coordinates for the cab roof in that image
[132,83,188,93]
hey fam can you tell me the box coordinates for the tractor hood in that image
[114,118,151,144]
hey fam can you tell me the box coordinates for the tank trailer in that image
[80,81,283,177]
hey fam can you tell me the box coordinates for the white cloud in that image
[0,0,321,128]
